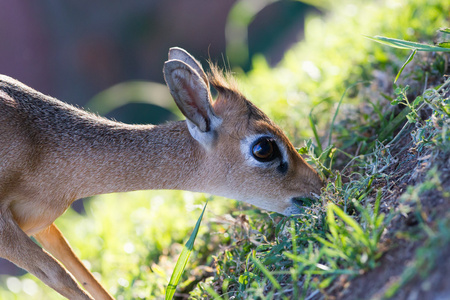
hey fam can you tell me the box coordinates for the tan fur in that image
[0,48,322,299]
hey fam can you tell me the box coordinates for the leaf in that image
[326,204,339,242]
[366,36,450,52]
[373,190,382,220]
[318,275,336,289]
[438,42,450,48]
[395,49,417,83]
[238,274,250,285]
[165,201,208,300]
[406,113,416,123]
[335,172,342,190]
[298,146,308,155]
[284,251,313,263]
[439,28,450,35]
[412,96,423,107]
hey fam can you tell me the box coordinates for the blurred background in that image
[0,0,313,110]
[0,0,447,298]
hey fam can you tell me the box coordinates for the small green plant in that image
[391,86,422,123]
[317,191,387,271]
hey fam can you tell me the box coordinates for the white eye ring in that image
[241,134,287,168]
[251,137,280,162]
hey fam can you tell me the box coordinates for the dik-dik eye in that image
[251,137,281,162]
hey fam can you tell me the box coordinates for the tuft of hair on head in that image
[207,62,245,100]
[206,62,271,124]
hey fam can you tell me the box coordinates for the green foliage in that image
[394,49,417,83]
[317,193,386,271]
[0,192,233,299]
[191,0,450,298]
[238,0,449,144]
[391,86,421,123]
[367,30,450,82]
[165,201,208,300]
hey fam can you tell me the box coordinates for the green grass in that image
[165,201,208,300]
[367,31,450,82]
[191,74,449,300]
[187,0,450,298]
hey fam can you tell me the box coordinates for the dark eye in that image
[252,137,280,162]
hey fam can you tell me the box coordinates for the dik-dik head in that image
[164,48,323,216]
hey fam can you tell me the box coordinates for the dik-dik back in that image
[0,48,322,299]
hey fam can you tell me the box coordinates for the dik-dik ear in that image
[163,59,222,147]
[168,47,209,87]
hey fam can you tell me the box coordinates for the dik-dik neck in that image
[62,120,205,198]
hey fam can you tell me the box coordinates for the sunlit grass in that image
[0,191,236,299]
[165,201,208,300]
[190,0,449,298]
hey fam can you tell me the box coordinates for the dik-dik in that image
[0,48,322,299]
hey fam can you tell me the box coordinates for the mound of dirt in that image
[331,119,450,299]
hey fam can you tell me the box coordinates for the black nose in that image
[291,196,315,207]
[291,197,304,207]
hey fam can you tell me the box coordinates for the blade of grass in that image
[365,36,450,52]
[394,49,417,83]
[440,28,450,35]
[308,96,333,153]
[165,201,208,300]
[251,256,282,290]
[330,204,363,236]
[373,190,382,219]
[202,283,224,300]
[376,106,411,144]
[438,42,450,48]
[328,81,368,147]
[309,111,323,153]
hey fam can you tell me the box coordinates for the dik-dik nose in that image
[309,169,324,195]
[298,157,324,195]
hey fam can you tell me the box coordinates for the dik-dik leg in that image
[35,224,114,300]
[0,208,92,300]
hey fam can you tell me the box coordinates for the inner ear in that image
[164,59,222,148]
[170,68,212,132]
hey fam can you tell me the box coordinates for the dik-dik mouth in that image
[282,197,316,216]
[291,197,305,207]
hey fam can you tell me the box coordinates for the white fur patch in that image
[282,204,302,216]
[186,116,222,150]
